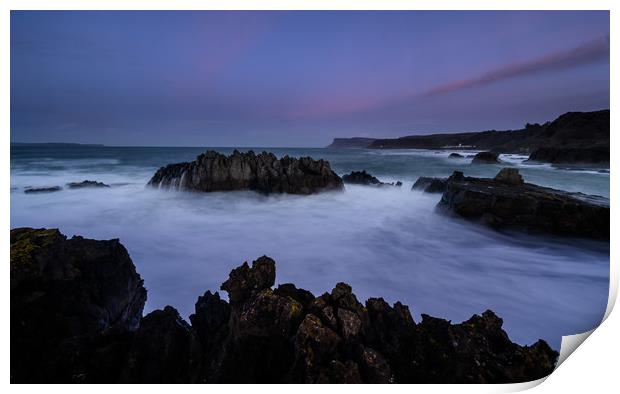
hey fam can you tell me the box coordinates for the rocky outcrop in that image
[438,169,609,240]
[494,168,524,186]
[449,153,464,158]
[342,170,402,187]
[121,306,191,383]
[24,186,62,193]
[67,180,110,189]
[471,151,500,164]
[11,229,559,383]
[10,228,147,382]
[148,150,344,195]
[412,177,447,193]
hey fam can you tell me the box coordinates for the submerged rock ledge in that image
[148,149,344,195]
[11,228,557,383]
[342,170,402,187]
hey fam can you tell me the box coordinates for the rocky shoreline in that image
[327,110,609,165]
[11,228,558,383]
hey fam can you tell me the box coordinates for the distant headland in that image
[327,110,610,165]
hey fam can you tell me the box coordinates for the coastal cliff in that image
[327,110,609,165]
[327,137,377,149]
[11,228,558,383]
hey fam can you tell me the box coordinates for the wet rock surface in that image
[148,149,344,195]
[449,153,464,158]
[67,180,110,189]
[342,170,402,187]
[471,151,500,164]
[11,229,558,383]
[412,177,447,193]
[438,169,609,240]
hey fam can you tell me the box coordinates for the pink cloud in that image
[422,35,609,97]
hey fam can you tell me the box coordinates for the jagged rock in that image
[24,186,62,193]
[308,294,339,331]
[438,169,609,239]
[188,291,231,382]
[342,170,402,187]
[10,228,146,382]
[274,283,316,309]
[294,313,350,382]
[449,153,464,158]
[342,170,381,185]
[365,298,417,382]
[412,310,557,383]
[67,180,110,189]
[359,347,392,383]
[11,230,559,383]
[471,151,500,164]
[220,255,276,305]
[494,168,524,186]
[121,306,191,383]
[148,150,344,195]
[412,177,447,193]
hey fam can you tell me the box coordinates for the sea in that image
[10,144,610,350]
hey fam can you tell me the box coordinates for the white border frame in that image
[2,1,617,392]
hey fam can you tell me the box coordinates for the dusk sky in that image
[11,11,610,147]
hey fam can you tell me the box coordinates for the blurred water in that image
[10,145,610,349]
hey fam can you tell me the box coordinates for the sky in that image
[10,11,610,147]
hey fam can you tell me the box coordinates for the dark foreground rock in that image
[342,170,402,187]
[412,177,447,193]
[67,180,110,189]
[148,150,344,195]
[11,228,558,383]
[471,151,500,164]
[438,169,609,240]
[10,228,146,383]
[449,153,464,158]
[24,186,62,193]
